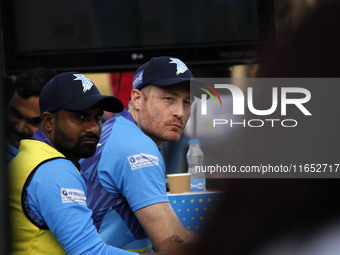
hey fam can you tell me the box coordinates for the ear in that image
[130,89,143,111]
[41,112,55,133]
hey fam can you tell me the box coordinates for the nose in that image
[173,102,184,119]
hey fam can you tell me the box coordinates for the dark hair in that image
[14,68,58,99]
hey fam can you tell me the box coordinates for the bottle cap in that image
[188,139,199,145]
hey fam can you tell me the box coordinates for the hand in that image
[158,235,184,255]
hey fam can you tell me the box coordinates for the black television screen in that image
[2,0,275,74]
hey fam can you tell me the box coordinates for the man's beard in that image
[53,124,99,159]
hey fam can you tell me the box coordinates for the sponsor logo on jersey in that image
[61,188,87,206]
[128,153,159,170]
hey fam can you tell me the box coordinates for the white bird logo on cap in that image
[169,58,188,75]
[73,74,94,93]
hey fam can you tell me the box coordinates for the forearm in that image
[135,202,200,251]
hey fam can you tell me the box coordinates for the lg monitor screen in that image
[2,0,275,74]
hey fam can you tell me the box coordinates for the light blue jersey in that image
[24,129,138,255]
[80,110,169,252]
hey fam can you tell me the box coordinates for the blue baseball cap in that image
[40,72,124,115]
[132,56,194,90]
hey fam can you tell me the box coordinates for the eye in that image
[96,113,103,121]
[164,97,174,102]
[29,116,41,126]
[184,100,191,106]
[76,114,85,120]
[9,107,22,119]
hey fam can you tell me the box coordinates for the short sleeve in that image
[98,118,169,212]
[26,158,138,255]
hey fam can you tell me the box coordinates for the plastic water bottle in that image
[186,139,206,191]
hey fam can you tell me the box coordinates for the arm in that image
[98,124,197,251]
[27,159,138,255]
[135,202,198,251]
[140,235,185,255]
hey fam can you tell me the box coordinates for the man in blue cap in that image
[80,57,198,253]
[8,72,182,255]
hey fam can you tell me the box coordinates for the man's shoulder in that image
[100,116,161,163]
[10,139,64,166]
[34,157,79,181]
[20,139,64,159]
[110,115,154,145]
